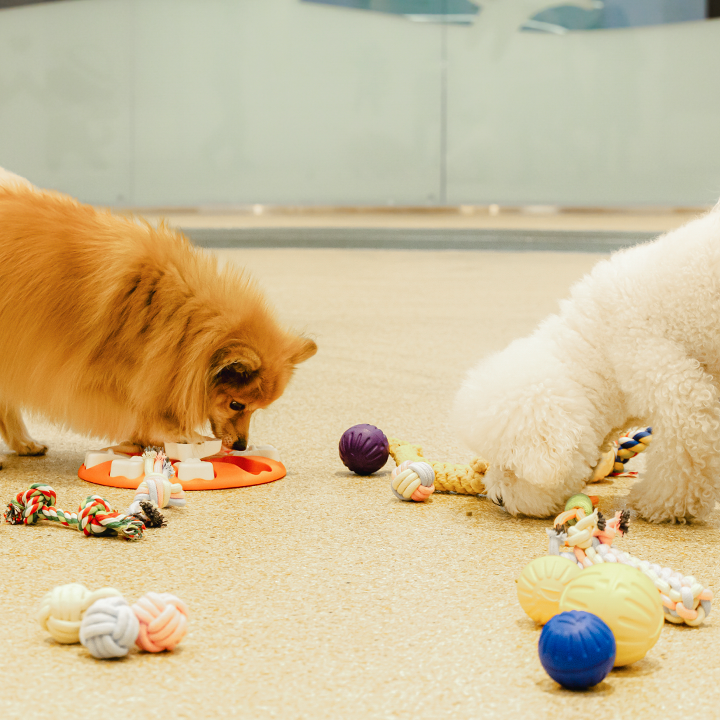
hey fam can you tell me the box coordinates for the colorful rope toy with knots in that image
[126,447,186,526]
[547,494,713,627]
[4,483,145,540]
[38,582,189,659]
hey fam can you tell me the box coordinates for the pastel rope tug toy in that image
[590,427,653,482]
[5,484,145,540]
[548,495,713,627]
[38,583,189,659]
[388,438,488,495]
[80,592,189,659]
[125,447,187,527]
[38,583,123,644]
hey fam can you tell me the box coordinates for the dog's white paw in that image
[629,490,703,524]
[15,440,48,457]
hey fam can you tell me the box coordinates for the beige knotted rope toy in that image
[388,438,488,495]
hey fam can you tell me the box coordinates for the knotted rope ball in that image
[38,583,122,644]
[390,460,435,502]
[132,592,189,652]
[79,596,140,659]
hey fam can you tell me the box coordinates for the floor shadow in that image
[536,677,614,696]
[610,656,660,678]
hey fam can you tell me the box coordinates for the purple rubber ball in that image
[339,424,389,475]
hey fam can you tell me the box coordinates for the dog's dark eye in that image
[229,401,246,412]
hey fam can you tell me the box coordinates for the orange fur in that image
[0,184,316,464]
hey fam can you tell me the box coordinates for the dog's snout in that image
[232,438,248,451]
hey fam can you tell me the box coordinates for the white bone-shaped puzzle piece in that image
[164,440,222,462]
[84,449,122,470]
[109,455,144,480]
[175,457,215,481]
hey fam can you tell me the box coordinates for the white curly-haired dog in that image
[452,205,720,523]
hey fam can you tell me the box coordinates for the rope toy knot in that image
[137,475,186,510]
[387,438,487,495]
[390,460,435,501]
[80,596,140,659]
[613,427,652,474]
[77,495,144,539]
[38,583,123,644]
[131,592,189,652]
[125,447,186,527]
[5,483,57,525]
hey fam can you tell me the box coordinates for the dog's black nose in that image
[232,438,247,451]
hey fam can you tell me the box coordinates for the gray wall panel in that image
[0,0,133,203]
[131,0,443,206]
[446,14,720,207]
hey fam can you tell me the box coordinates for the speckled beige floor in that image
[1,249,717,719]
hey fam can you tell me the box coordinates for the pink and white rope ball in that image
[391,461,435,502]
[132,592,189,652]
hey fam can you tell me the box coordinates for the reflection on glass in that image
[301,0,480,24]
[525,0,706,33]
[303,0,717,29]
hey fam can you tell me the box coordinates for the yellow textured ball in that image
[559,563,663,667]
[517,556,582,625]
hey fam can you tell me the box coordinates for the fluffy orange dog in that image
[0,180,316,468]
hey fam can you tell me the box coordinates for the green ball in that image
[563,493,594,526]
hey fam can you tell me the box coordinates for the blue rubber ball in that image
[538,610,616,690]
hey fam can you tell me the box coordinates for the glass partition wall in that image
[1,0,719,207]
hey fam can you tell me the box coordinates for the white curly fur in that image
[452,205,720,523]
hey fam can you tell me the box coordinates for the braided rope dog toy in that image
[548,495,713,626]
[5,483,145,540]
[389,429,653,495]
[590,427,653,482]
[388,438,488,495]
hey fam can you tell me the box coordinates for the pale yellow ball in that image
[559,563,663,667]
[517,556,582,625]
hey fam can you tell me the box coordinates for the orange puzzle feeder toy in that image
[78,439,286,491]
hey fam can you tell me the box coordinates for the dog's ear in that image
[210,343,262,384]
[286,336,317,366]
